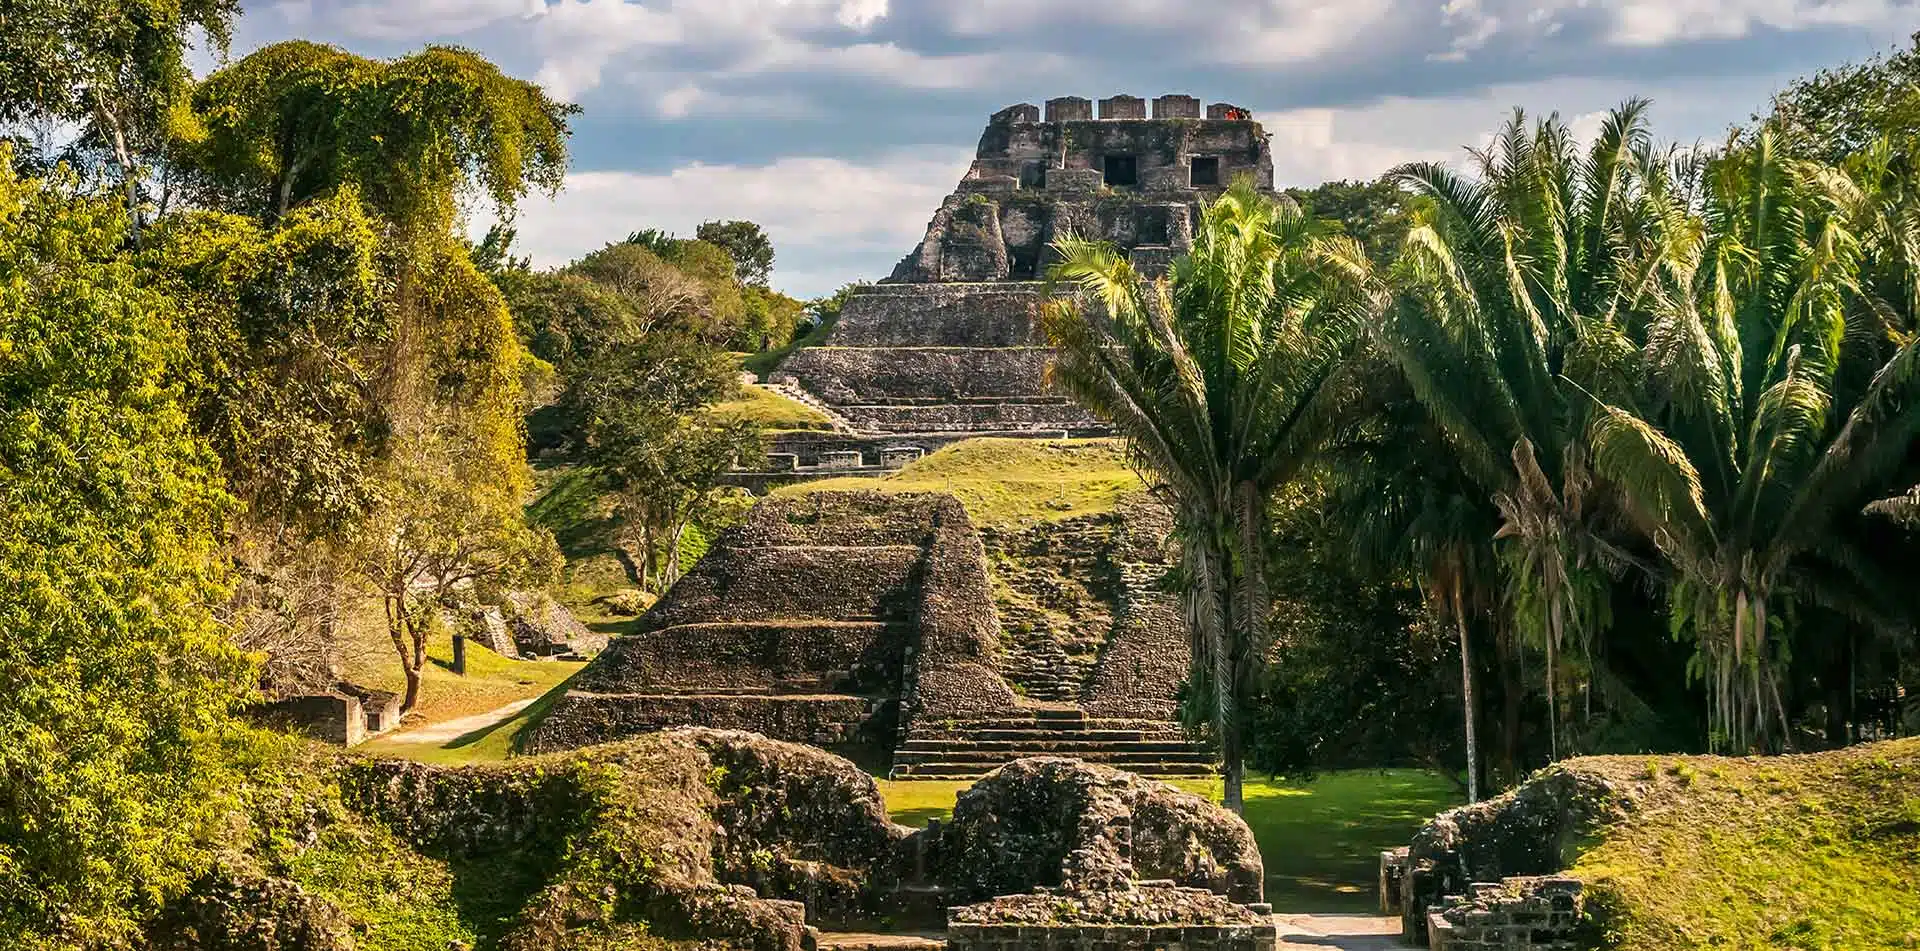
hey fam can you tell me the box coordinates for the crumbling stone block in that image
[1099,95,1147,119]
[818,450,865,470]
[879,446,925,467]
[1046,97,1094,122]
[1152,94,1202,119]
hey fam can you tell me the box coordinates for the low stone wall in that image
[946,883,1275,951]
[522,693,894,761]
[841,400,1099,434]
[781,347,1054,403]
[948,918,1276,951]
[1426,877,1585,951]
[831,283,1046,348]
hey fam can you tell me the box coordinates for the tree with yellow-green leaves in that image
[0,156,253,947]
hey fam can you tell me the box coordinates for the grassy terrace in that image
[773,437,1147,530]
[879,770,1460,913]
[710,382,836,430]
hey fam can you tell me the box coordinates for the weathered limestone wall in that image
[1425,877,1585,951]
[570,620,910,696]
[524,694,892,758]
[830,283,1046,348]
[781,345,1055,403]
[639,545,923,629]
[1386,766,1626,947]
[533,493,1022,759]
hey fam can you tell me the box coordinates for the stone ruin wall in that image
[981,497,1189,717]
[530,490,1201,767]
[528,493,1022,761]
[889,95,1273,284]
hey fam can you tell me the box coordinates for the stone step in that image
[890,759,1217,779]
[898,738,1204,754]
[892,746,1216,764]
[911,727,1188,742]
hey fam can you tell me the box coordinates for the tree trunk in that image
[1453,571,1480,804]
[385,590,423,713]
[666,521,685,586]
[92,89,140,247]
[1217,543,1243,815]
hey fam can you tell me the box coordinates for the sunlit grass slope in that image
[1566,740,1920,949]
[710,383,835,430]
[773,437,1147,530]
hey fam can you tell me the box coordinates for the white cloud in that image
[1606,0,1909,45]
[1258,107,1459,185]
[477,148,969,296]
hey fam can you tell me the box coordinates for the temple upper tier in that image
[888,95,1275,283]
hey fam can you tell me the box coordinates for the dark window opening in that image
[1190,156,1221,187]
[1019,162,1046,190]
[1103,154,1138,187]
[1009,248,1040,279]
[1136,207,1170,246]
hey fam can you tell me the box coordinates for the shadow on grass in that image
[1239,770,1460,914]
[444,676,573,755]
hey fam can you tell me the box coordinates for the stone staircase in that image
[889,708,1216,779]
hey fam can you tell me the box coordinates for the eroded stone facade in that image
[531,491,1212,778]
[739,97,1277,483]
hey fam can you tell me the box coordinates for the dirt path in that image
[376,697,537,747]
[1274,914,1411,950]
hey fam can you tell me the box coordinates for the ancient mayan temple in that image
[752,94,1277,480]
[537,97,1277,777]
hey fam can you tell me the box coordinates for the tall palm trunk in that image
[1451,568,1480,803]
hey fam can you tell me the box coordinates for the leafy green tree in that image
[1320,374,1507,799]
[179,41,573,230]
[1042,182,1380,811]
[566,333,760,590]
[0,0,240,241]
[696,218,776,287]
[1761,31,1920,161]
[0,158,251,945]
[1286,177,1418,267]
[147,191,389,535]
[504,269,645,369]
[1585,130,1920,750]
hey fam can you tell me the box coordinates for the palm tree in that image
[1325,386,1504,801]
[1040,182,1380,811]
[1586,128,1920,750]
[1382,102,1666,757]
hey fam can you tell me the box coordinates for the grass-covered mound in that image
[773,438,1144,530]
[710,384,836,430]
[1399,738,1920,949]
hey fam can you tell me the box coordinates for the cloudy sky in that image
[229,0,1920,297]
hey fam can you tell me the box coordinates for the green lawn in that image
[710,383,835,430]
[879,770,1459,914]
[775,438,1148,530]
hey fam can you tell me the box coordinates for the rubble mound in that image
[929,757,1263,904]
[1385,738,1920,950]
[160,736,1265,950]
